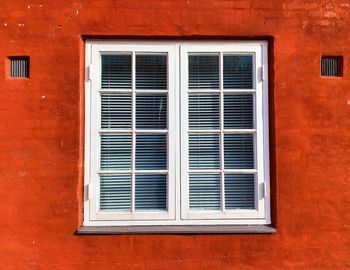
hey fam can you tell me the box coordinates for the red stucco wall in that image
[0,0,350,269]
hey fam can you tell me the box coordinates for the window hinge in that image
[263,182,268,198]
[260,65,265,82]
[85,183,92,201]
[259,182,268,199]
[86,64,93,81]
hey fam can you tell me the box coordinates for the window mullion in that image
[219,51,225,213]
[131,51,136,213]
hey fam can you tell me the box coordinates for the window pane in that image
[189,94,220,130]
[189,54,220,89]
[136,94,167,129]
[136,54,167,90]
[135,174,167,211]
[136,134,167,170]
[224,94,253,129]
[225,174,255,209]
[100,174,131,211]
[100,134,132,170]
[223,55,253,89]
[101,93,132,129]
[189,134,220,170]
[224,134,254,169]
[189,174,221,210]
[101,54,132,89]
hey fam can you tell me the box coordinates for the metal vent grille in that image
[9,57,29,78]
[321,56,342,77]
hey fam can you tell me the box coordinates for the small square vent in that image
[321,56,342,77]
[9,56,30,78]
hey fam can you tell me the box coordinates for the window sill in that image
[76,225,276,235]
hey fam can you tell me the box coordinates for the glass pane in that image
[189,134,220,170]
[101,93,132,129]
[135,134,167,170]
[189,174,221,210]
[101,54,132,89]
[225,174,255,209]
[136,94,167,129]
[224,94,254,129]
[224,134,254,169]
[100,174,131,211]
[100,134,132,170]
[135,174,167,211]
[223,55,253,89]
[189,54,220,89]
[136,54,167,89]
[189,94,220,130]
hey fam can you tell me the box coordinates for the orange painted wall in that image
[0,0,350,269]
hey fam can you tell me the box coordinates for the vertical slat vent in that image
[135,174,167,211]
[189,174,221,210]
[9,56,29,78]
[189,54,220,89]
[225,174,255,209]
[321,56,342,77]
[100,174,131,211]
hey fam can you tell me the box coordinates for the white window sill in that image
[76,225,276,234]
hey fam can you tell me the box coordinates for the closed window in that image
[84,41,270,228]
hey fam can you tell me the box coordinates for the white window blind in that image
[101,54,132,89]
[189,54,220,89]
[136,54,167,89]
[85,41,269,227]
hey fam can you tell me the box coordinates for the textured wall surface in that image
[0,0,350,269]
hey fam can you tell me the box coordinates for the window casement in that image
[84,41,270,230]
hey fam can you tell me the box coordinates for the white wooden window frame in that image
[84,40,270,227]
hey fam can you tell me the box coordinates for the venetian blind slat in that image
[135,174,167,211]
[136,54,167,90]
[189,174,221,210]
[189,54,220,89]
[224,94,254,129]
[100,134,132,170]
[189,94,220,129]
[223,55,253,89]
[136,94,167,129]
[189,134,220,170]
[135,134,167,170]
[225,174,255,209]
[101,54,132,89]
[100,174,131,211]
[224,134,254,169]
[101,93,132,129]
